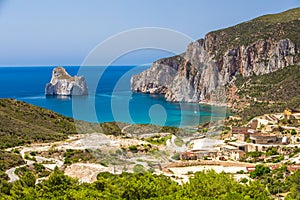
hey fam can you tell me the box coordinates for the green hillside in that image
[233,65,300,120]
[207,7,300,59]
[0,98,77,148]
[0,98,183,149]
[0,98,128,149]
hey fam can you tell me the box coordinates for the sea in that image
[0,66,227,128]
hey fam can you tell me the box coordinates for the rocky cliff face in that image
[131,8,300,104]
[45,67,88,96]
[131,37,298,103]
[131,6,300,105]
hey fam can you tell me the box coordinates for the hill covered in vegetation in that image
[0,98,185,149]
[208,7,300,59]
[0,98,77,148]
[0,98,127,149]
[231,65,300,120]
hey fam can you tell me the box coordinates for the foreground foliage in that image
[0,168,273,200]
[3,166,300,199]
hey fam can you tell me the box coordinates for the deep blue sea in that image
[0,66,227,128]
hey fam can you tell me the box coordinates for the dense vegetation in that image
[0,168,275,200]
[208,8,300,59]
[247,164,300,199]
[1,162,300,199]
[233,65,300,120]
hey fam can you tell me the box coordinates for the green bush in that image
[171,153,180,160]
[266,148,278,156]
[128,145,138,152]
[240,177,248,183]
[291,129,297,135]
[250,164,270,178]
[133,164,146,174]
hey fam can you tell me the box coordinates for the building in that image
[232,127,249,135]
[227,142,248,151]
[246,166,256,172]
[180,149,218,160]
[180,151,199,160]
[288,165,300,172]
[250,119,259,130]
[249,118,269,130]
[231,127,258,142]
[282,136,288,145]
[284,108,300,120]
[249,134,279,144]
[220,144,246,161]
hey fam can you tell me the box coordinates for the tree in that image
[182,170,243,199]
[250,164,270,178]
[240,177,248,184]
[37,168,78,199]
[266,147,278,156]
[22,171,36,187]
[286,169,300,199]
[0,178,12,195]
[242,180,272,199]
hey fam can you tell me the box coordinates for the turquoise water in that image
[0,66,227,127]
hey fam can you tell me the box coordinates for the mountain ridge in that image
[131,8,300,106]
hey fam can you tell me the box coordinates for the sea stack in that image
[45,66,88,96]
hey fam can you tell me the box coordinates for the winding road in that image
[4,137,78,182]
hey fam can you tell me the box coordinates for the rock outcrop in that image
[45,67,88,96]
[131,8,300,104]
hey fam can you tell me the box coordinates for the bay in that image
[0,66,227,127]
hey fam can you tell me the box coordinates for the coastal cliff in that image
[45,67,88,96]
[131,8,300,104]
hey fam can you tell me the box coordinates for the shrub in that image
[240,177,248,183]
[133,164,145,174]
[171,153,180,160]
[250,164,270,178]
[128,145,138,152]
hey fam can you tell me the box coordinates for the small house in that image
[249,134,278,144]
[231,127,257,142]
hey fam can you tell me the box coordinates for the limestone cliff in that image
[131,8,300,104]
[45,67,88,96]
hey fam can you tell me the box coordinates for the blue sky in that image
[0,0,299,66]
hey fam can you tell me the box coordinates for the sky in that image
[0,0,299,66]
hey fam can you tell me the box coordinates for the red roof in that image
[246,166,256,172]
[270,165,279,170]
[288,165,300,172]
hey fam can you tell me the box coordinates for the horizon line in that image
[0,63,152,67]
